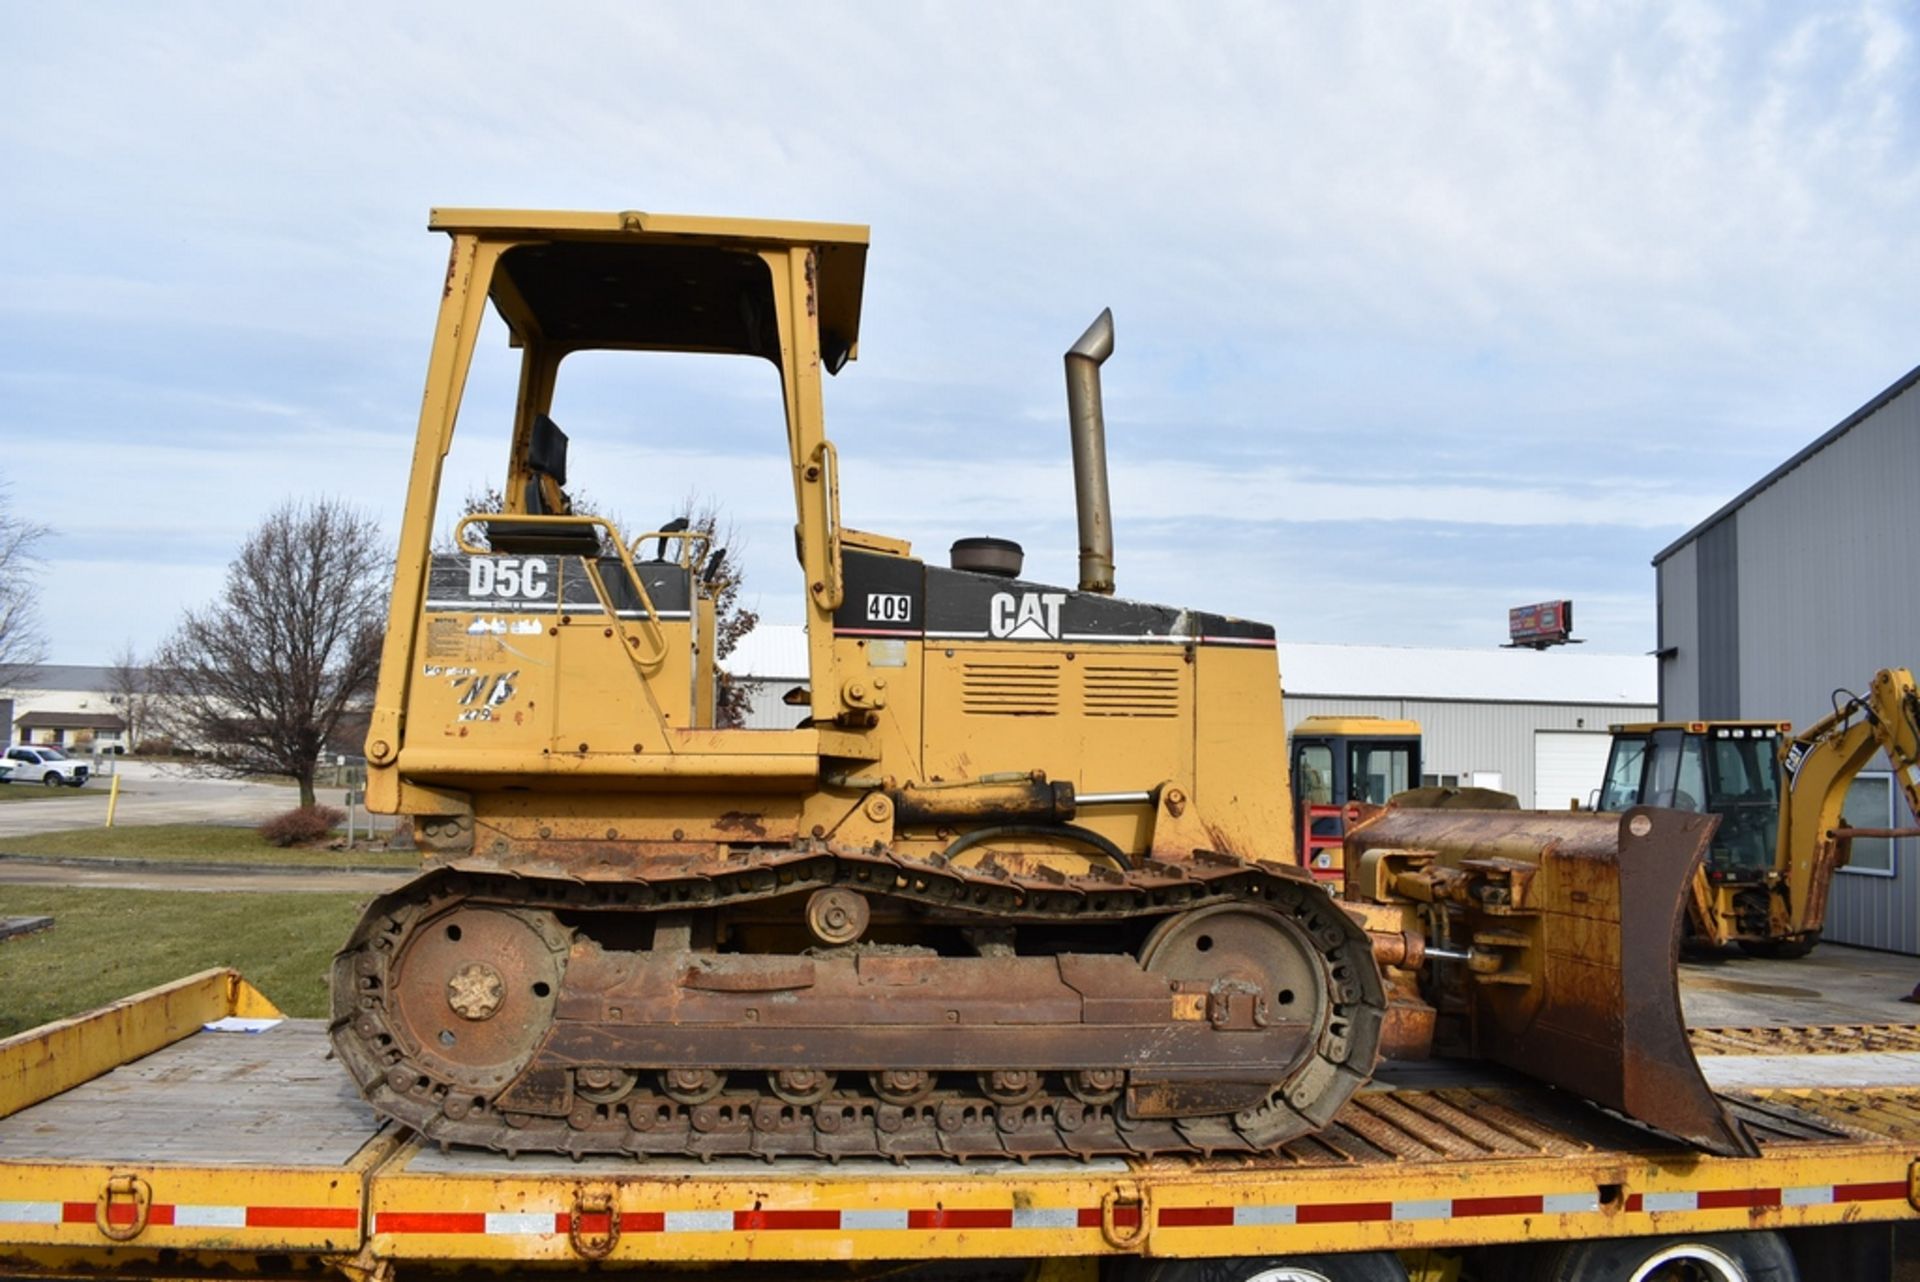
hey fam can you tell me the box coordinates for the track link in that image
[330,842,1385,1161]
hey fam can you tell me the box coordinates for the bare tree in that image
[679,494,761,729]
[0,476,50,689]
[104,640,150,750]
[151,499,386,807]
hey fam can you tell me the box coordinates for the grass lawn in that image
[0,887,366,1033]
[0,823,418,868]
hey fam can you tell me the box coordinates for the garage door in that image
[1533,730,1613,810]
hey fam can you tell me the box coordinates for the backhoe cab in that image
[1599,668,1920,956]
[1288,716,1420,883]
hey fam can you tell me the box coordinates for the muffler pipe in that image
[1065,309,1116,595]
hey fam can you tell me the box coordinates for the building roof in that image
[1278,641,1653,706]
[0,664,125,693]
[1653,360,1920,566]
[14,711,126,731]
[724,625,1655,706]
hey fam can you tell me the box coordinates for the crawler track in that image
[330,844,1385,1161]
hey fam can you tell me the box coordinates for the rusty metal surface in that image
[1738,1087,1920,1142]
[331,846,1386,1161]
[1347,804,1757,1157]
[1692,1024,1920,1056]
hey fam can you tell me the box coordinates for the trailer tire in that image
[1117,1252,1407,1282]
[1534,1229,1799,1281]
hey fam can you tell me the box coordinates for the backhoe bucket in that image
[1349,805,1756,1157]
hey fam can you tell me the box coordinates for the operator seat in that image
[487,415,603,557]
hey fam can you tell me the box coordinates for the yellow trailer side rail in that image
[2,977,1919,1276]
[0,971,396,1267]
[0,967,279,1116]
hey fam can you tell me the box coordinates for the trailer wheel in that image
[1114,1252,1407,1282]
[1534,1230,1799,1281]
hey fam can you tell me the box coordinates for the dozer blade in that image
[1349,804,1757,1157]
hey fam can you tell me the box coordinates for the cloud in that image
[4,3,1919,664]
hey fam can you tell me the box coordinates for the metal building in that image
[726,626,1654,810]
[1278,643,1653,810]
[1654,362,1920,953]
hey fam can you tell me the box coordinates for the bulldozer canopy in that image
[430,208,868,365]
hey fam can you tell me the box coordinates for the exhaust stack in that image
[1064,309,1116,595]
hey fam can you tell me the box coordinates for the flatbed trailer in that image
[3,971,1917,1280]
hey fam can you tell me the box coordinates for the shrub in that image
[258,804,346,848]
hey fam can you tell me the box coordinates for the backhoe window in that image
[1840,773,1896,876]
[1643,729,1683,807]
[1598,736,1648,811]
[1297,745,1333,806]
[1673,736,1707,812]
[1703,733,1781,874]
[1350,744,1413,804]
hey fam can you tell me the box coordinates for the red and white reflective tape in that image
[376,1206,1111,1235]
[1156,1192,1599,1229]
[1626,1182,1909,1214]
[0,1201,356,1230]
[367,1180,1913,1238]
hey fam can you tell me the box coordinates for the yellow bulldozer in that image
[1597,668,1920,957]
[330,208,1752,1162]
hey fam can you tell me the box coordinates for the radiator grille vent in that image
[960,661,1061,716]
[1083,662,1182,718]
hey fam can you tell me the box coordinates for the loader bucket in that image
[1348,804,1757,1157]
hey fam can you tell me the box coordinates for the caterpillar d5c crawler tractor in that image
[332,208,1750,1161]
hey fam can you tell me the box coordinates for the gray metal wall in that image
[1283,696,1653,811]
[1695,520,1742,718]
[1657,543,1701,721]
[1657,373,1920,952]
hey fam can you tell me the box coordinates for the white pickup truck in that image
[2,744,89,787]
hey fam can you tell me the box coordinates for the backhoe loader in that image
[1597,668,1920,957]
[330,207,1749,1163]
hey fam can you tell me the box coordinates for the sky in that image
[4,2,1918,665]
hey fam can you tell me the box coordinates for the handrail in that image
[452,513,668,666]
[811,440,844,609]
[629,528,712,576]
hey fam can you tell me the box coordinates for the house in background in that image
[0,665,137,751]
[13,710,128,751]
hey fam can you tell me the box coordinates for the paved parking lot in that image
[0,759,381,838]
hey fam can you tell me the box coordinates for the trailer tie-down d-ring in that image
[95,1173,152,1242]
[568,1188,621,1260]
[1100,1185,1147,1249]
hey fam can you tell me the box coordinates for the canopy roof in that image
[430,208,869,366]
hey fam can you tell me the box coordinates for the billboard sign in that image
[1508,600,1574,648]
